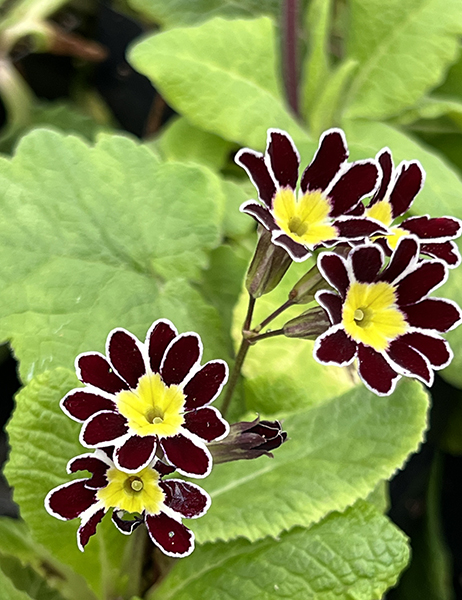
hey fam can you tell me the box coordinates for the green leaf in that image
[128,18,313,151]
[344,0,462,120]
[0,554,66,600]
[392,96,462,127]
[0,128,227,382]
[154,501,409,600]
[189,378,428,544]
[220,178,255,239]
[0,567,33,600]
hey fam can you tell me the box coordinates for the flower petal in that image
[402,298,462,332]
[357,344,400,396]
[386,338,433,386]
[160,434,212,478]
[146,319,177,374]
[327,161,379,217]
[235,148,276,207]
[313,325,357,366]
[76,353,128,394]
[160,333,202,386]
[161,479,211,518]
[80,411,129,447]
[334,216,386,240]
[45,480,97,520]
[61,389,116,422]
[300,128,348,193]
[351,244,384,283]
[370,148,393,204]
[145,512,195,558]
[112,510,143,535]
[184,406,229,442]
[240,200,278,231]
[183,360,228,410]
[113,435,157,473]
[318,252,349,297]
[421,241,461,268]
[400,331,452,368]
[77,507,105,551]
[107,329,146,388]
[271,232,311,262]
[401,215,462,241]
[379,236,419,283]
[316,290,342,325]
[388,161,424,218]
[266,129,299,189]
[67,453,110,489]
[396,261,446,306]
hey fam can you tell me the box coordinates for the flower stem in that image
[248,328,285,344]
[282,0,300,116]
[254,298,294,333]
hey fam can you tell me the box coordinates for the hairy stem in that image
[282,0,300,116]
[249,328,285,344]
[254,298,294,333]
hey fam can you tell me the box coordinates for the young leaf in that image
[154,501,409,600]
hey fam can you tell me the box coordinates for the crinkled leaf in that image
[344,0,462,119]
[0,128,227,382]
[155,501,409,600]
[129,18,313,151]
[220,179,255,239]
[0,567,33,600]
[190,378,428,543]
[0,555,66,600]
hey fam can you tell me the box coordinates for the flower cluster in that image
[237,129,462,396]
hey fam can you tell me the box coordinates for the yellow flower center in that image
[342,281,408,352]
[97,465,165,515]
[366,199,409,250]
[116,373,185,438]
[272,188,338,247]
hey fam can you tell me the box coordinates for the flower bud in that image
[246,227,292,298]
[283,306,330,340]
[208,416,287,463]
[288,264,330,304]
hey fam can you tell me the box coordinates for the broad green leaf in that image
[392,97,462,127]
[154,501,409,600]
[220,179,255,239]
[0,555,66,600]
[344,0,462,120]
[188,378,428,543]
[5,369,123,598]
[0,128,227,382]
[127,0,282,27]
[0,567,33,600]
[129,18,313,151]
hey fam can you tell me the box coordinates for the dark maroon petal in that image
[318,253,349,297]
[77,353,129,394]
[351,245,383,283]
[401,215,462,240]
[184,361,228,411]
[328,161,379,218]
[379,237,419,283]
[161,334,202,386]
[147,320,177,374]
[161,434,211,478]
[45,480,97,520]
[78,508,105,551]
[81,411,128,447]
[161,480,210,518]
[112,510,143,534]
[357,344,399,395]
[334,216,387,240]
[402,299,462,332]
[388,162,424,218]
[114,435,157,472]
[154,460,176,477]
[184,407,228,442]
[67,454,110,489]
[314,327,357,365]
[300,129,348,193]
[145,512,194,558]
[400,331,451,368]
[267,129,299,189]
[345,203,366,216]
[421,241,461,267]
[396,261,446,306]
[316,291,342,325]
[271,233,311,261]
[370,149,393,204]
[240,200,278,230]
[61,389,117,422]
[107,329,146,388]
[235,149,276,207]
[387,338,432,385]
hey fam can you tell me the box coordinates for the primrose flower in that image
[235,128,385,262]
[313,237,461,395]
[356,148,461,267]
[45,450,209,557]
[62,320,229,477]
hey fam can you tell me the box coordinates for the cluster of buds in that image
[237,128,462,396]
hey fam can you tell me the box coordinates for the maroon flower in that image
[357,148,461,267]
[235,128,385,262]
[313,237,461,395]
[45,450,209,557]
[61,320,229,477]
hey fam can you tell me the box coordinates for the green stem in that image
[249,328,285,344]
[254,298,294,333]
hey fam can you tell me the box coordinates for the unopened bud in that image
[246,227,292,298]
[289,264,330,304]
[283,306,330,340]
